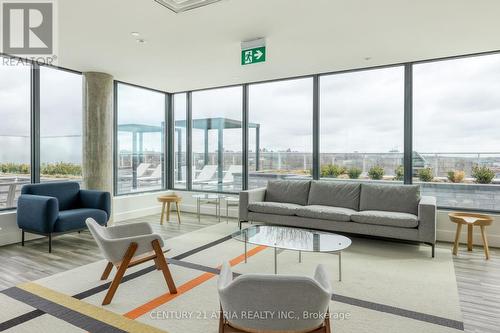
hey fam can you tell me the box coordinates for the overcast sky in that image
[2,53,500,164]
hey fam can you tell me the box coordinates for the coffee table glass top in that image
[192,193,225,199]
[232,225,351,253]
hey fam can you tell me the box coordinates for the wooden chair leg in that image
[100,262,114,280]
[153,257,161,270]
[324,309,331,333]
[160,202,166,225]
[102,243,138,305]
[151,239,177,294]
[480,225,490,260]
[166,202,171,222]
[176,202,181,224]
[219,305,225,333]
[467,224,473,251]
[452,223,462,255]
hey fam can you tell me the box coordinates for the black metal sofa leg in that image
[431,244,435,258]
[21,230,25,246]
[48,234,52,253]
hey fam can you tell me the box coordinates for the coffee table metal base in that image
[243,240,343,281]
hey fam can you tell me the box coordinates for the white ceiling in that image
[57,0,500,92]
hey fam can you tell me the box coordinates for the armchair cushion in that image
[79,189,111,219]
[16,194,58,233]
[21,182,80,211]
[54,208,107,232]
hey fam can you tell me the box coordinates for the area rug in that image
[0,222,463,332]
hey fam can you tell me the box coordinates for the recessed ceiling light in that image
[155,0,224,13]
[136,39,146,44]
[131,32,140,37]
[364,57,372,61]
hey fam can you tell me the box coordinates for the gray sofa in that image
[239,180,437,257]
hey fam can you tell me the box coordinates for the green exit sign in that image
[241,46,266,65]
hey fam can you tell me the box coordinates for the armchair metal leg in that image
[152,239,177,294]
[21,230,25,246]
[102,242,138,305]
[48,233,52,253]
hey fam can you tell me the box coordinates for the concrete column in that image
[82,72,113,195]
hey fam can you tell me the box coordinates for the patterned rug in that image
[0,222,463,332]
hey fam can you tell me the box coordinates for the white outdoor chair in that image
[206,165,242,187]
[121,162,151,180]
[86,218,177,305]
[138,164,163,183]
[218,263,332,333]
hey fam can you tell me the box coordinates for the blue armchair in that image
[17,182,111,252]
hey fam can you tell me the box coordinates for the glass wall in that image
[116,83,166,194]
[320,67,404,182]
[0,58,31,209]
[248,78,313,189]
[413,53,500,210]
[191,86,243,192]
[40,67,83,183]
[173,93,187,189]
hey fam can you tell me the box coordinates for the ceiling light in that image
[154,0,224,13]
[131,32,140,37]
[136,39,146,44]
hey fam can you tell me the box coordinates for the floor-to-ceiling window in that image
[413,53,500,210]
[116,83,166,194]
[40,67,83,183]
[191,86,243,192]
[173,93,187,189]
[320,67,404,182]
[0,58,31,209]
[248,78,313,189]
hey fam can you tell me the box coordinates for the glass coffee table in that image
[231,225,351,281]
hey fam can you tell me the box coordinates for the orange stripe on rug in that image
[124,245,267,320]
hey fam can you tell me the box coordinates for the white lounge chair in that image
[205,165,242,187]
[86,218,177,305]
[121,162,151,180]
[218,262,332,333]
[177,164,218,185]
[138,164,163,183]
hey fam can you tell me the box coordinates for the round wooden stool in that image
[448,212,493,259]
[157,195,182,225]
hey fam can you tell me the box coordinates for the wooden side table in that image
[449,212,493,259]
[157,195,182,225]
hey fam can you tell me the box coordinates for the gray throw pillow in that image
[307,181,361,210]
[359,183,420,215]
[265,180,311,206]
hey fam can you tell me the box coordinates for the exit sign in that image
[241,46,266,65]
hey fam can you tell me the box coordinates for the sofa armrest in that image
[239,187,266,221]
[80,189,111,221]
[418,196,437,243]
[17,194,59,234]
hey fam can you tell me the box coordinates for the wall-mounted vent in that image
[154,0,224,13]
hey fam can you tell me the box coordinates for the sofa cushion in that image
[351,210,418,228]
[54,208,107,232]
[265,180,311,206]
[296,205,355,222]
[22,182,81,211]
[359,184,420,215]
[307,181,360,210]
[248,202,302,216]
